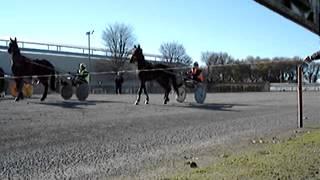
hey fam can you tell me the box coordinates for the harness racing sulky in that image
[60,72,90,101]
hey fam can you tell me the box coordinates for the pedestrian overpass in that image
[255,0,319,35]
[0,38,164,79]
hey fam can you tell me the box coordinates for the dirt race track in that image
[0,92,320,179]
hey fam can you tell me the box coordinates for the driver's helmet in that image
[193,61,199,67]
[79,63,86,69]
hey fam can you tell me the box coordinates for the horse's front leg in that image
[143,84,149,104]
[164,88,171,104]
[15,78,24,102]
[40,79,48,101]
[135,82,144,105]
[163,82,171,105]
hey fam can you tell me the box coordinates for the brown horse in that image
[130,45,180,105]
[7,37,56,101]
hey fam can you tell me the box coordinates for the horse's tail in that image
[50,68,56,91]
[170,72,182,94]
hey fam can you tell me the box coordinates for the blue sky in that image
[1,0,319,63]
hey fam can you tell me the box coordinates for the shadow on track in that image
[0,97,16,101]
[31,99,122,109]
[174,103,249,112]
[0,96,40,101]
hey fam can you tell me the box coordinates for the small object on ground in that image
[272,136,280,144]
[259,138,264,144]
[184,155,198,168]
[185,161,198,168]
[220,153,229,158]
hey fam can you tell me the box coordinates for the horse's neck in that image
[11,51,25,65]
[137,59,151,69]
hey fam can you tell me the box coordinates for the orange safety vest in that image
[191,68,204,82]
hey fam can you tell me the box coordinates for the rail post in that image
[297,65,303,128]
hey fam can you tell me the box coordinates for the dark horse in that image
[0,67,4,95]
[8,38,56,101]
[130,45,180,105]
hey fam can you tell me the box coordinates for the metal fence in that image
[0,38,164,62]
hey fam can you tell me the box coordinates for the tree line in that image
[202,52,320,84]
[101,22,319,84]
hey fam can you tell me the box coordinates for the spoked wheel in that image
[76,83,89,101]
[194,84,206,104]
[61,85,73,100]
[176,85,187,103]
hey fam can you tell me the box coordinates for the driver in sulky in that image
[187,61,204,82]
[76,63,90,84]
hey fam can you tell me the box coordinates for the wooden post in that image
[297,65,303,128]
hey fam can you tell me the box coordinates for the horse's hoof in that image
[134,101,139,105]
[145,101,149,104]
[40,98,45,102]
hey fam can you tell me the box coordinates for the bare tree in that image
[201,51,234,66]
[102,23,136,70]
[304,62,320,83]
[159,42,192,65]
[201,51,235,82]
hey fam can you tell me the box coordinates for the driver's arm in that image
[80,70,89,78]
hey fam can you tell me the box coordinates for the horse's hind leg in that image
[162,77,172,104]
[135,81,145,105]
[156,78,170,104]
[40,78,48,101]
[164,86,171,104]
[15,78,24,102]
[143,85,149,104]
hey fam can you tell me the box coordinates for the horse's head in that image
[130,44,144,64]
[8,37,19,55]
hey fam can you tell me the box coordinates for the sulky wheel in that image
[61,84,73,100]
[176,85,187,103]
[75,83,89,101]
[194,84,206,104]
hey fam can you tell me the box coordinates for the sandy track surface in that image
[0,92,319,179]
